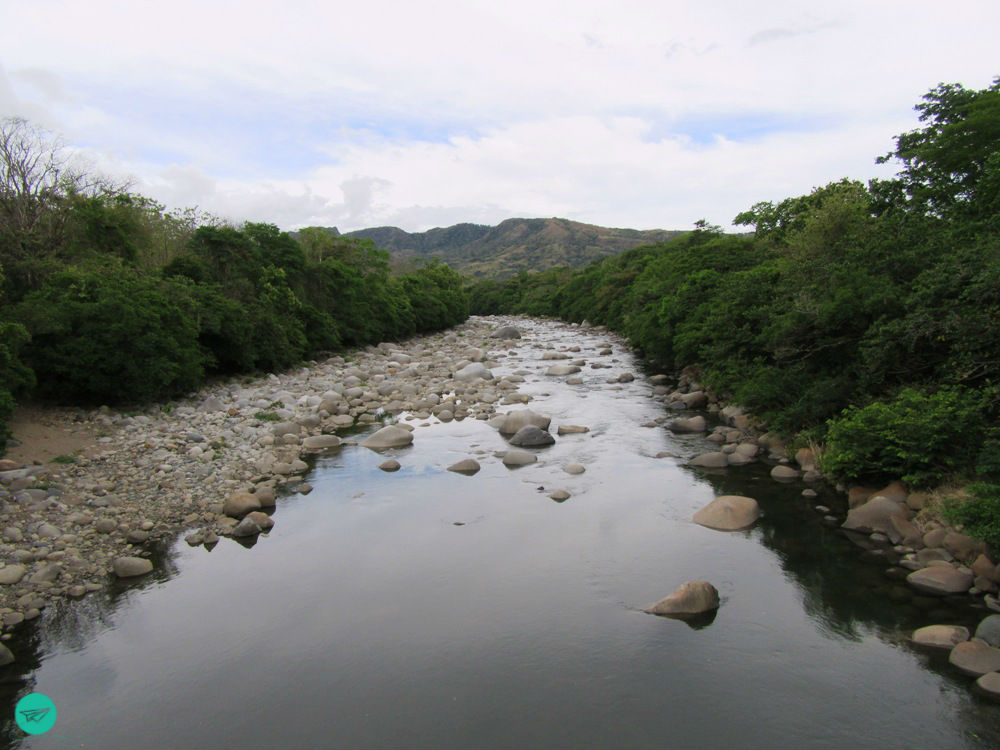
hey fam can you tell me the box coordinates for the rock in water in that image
[231,517,262,538]
[509,425,555,447]
[693,496,760,531]
[113,557,153,578]
[379,459,401,472]
[949,640,1000,676]
[502,449,537,467]
[549,489,571,501]
[302,435,342,450]
[906,566,974,595]
[975,614,1000,647]
[546,364,581,376]
[498,409,552,435]
[361,425,414,450]
[223,491,262,519]
[842,496,907,535]
[911,625,970,649]
[491,326,521,339]
[447,459,481,475]
[557,425,589,435]
[688,452,729,468]
[645,580,720,616]
[669,416,707,433]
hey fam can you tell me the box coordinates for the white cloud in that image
[0,0,997,233]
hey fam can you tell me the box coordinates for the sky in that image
[0,1,997,233]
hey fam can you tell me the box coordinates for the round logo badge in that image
[15,693,57,735]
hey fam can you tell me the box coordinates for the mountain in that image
[338,218,684,278]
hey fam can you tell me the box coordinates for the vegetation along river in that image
[1,317,998,749]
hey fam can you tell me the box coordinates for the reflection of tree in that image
[0,538,183,750]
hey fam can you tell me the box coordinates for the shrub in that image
[821,387,987,487]
[940,483,1000,550]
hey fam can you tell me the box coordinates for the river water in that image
[2,318,998,749]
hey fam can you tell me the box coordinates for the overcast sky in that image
[1,1,997,233]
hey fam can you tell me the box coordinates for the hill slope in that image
[340,218,684,278]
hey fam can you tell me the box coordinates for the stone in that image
[564,464,585,475]
[37,523,60,539]
[842,496,907,535]
[297,483,313,495]
[975,614,1000,647]
[0,565,26,585]
[618,372,635,383]
[693,495,760,531]
[906,566,973,595]
[688,452,729,469]
[491,326,521,339]
[223,491,262,519]
[645,580,720,616]
[253,486,277,506]
[272,421,301,438]
[230,517,262,538]
[943,532,983,562]
[29,564,61,584]
[549,489,571,501]
[923,528,948,548]
[669,416,707,433]
[301,435,342,450]
[379,459,401,472]
[498,409,551,436]
[0,643,14,666]
[245,511,274,531]
[502,449,537,467]
[546,364,581,376]
[975,671,1000,701]
[794,448,817,469]
[972,554,999,582]
[679,391,707,409]
[888,515,923,546]
[948,640,1000,677]
[872,480,908,504]
[113,556,153,578]
[911,625,970,649]
[95,517,118,533]
[447,459,481,475]
[726,452,753,466]
[361,425,414,450]
[2,527,22,542]
[126,530,150,544]
[557,425,589,435]
[508,426,555,447]
[770,465,800,481]
[454,363,494,382]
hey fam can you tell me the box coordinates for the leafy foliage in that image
[940,483,1000,550]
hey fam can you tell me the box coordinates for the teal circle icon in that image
[15,693,57,735]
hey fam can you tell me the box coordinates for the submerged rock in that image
[502,449,537,467]
[498,409,551,436]
[447,458,481,475]
[509,425,555,447]
[911,625,970,649]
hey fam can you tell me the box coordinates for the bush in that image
[940,483,1000,551]
[15,266,204,404]
[821,387,988,487]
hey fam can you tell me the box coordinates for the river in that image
[2,318,997,749]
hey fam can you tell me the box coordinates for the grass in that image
[52,454,77,464]
[254,412,280,422]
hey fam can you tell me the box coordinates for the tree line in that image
[468,78,1000,493]
[0,117,468,446]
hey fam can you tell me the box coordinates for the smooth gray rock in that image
[689,452,729,468]
[549,489,570,501]
[0,643,14,666]
[975,614,1000,647]
[502,449,537,467]
[498,409,551,435]
[907,566,974,595]
[564,464,585,475]
[911,625,970,649]
[669,416,707,433]
[976,671,1000,701]
[0,565,26,585]
[379,459,401,472]
[113,556,153,577]
[842,496,907,535]
[447,459,481,475]
[223,492,262,519]
[645,580,720,616]
[770,465,801,481]
[491,326,521,339]
[361,425,414,450]
[557,424,589,435]
[546,364,581,376]
[693,495,760,531]
[949,640,1000,676]
[302,434,342,450]
[509,425,555,447]
[231,517,262,538]
[454,363,494,382]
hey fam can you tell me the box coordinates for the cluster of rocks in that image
[912,615,1000,701]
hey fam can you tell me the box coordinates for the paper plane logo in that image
[15,693,57,735]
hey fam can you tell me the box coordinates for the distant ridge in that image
[335,218,684,278]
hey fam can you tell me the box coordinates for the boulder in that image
[679,391,707,409]
[223,491,262,519]
[509,426,555,447]
[498,409,551,436]
[770,465,801,481]
[911,625,970,649]
[688,452,729,469]
[253,486,277,507]
[794,448,817,469]
[302,435,342,451]
[842,496,907,535]
[669,416,707,433]
[563,464,586,475]
[975,614,1000,648]
[447,459,481,475]
[0,565,26,585]
[948,640,1000,677]
[454,363,494,382]
[361,425,414,450]
[113,556,153,578]
[272,421,301,438]
[693,495,760,531]
[906,566,974,595]
[943,531,984,562]
[645,580,720,616]
[726,452,753,466]
[546,364,581,376]
[490,326,521,339]
[0,643,14,666]
[502,449,537,467]
[230,517,262,538]
[975,671,1000,702]
[888,515,923,546]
